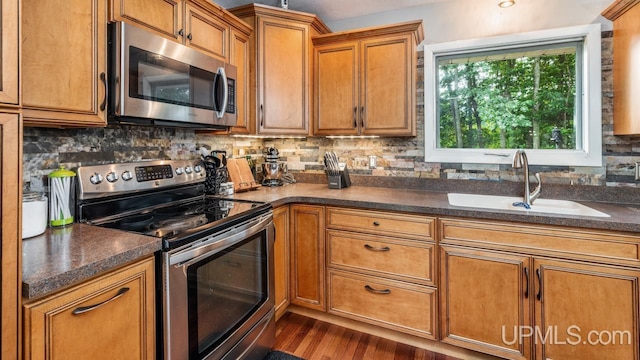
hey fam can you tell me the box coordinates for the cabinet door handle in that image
[364,244,390,252]
[364,285,391,295]
[524,267,529,299]
[536,268,542,301]
[187,33,193,41]
[99,72,107,112]
[260,104,264,127]
[353,107,357,128]
[72,287,130,315]
[372,221,380,226]
[178,29,184,37]
[360,106,365,128]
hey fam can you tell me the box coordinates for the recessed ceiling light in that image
[499,0,515,8]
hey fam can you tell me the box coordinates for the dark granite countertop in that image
[22,223,160,300]
[229,183,640,233]
[22,182,640,300]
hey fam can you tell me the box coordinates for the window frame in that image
[424,24,602,166]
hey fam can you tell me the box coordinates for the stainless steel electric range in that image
[76,159,276,360]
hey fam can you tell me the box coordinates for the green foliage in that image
[437,52,577,150]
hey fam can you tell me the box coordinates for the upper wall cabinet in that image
[602,0,640,135]
[229,4,331,135]
[110,0,247,62]
[312,21,424,137]
[22,0,108,127]
[0,0,19,107]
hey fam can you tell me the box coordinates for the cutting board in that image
[227,158,259,192]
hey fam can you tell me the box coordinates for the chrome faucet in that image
[512,149,541,208]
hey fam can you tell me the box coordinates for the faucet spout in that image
[512,149,541,207]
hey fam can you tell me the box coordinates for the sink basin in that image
[447,193,610,218]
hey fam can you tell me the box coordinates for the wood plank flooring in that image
[273,312,462,360]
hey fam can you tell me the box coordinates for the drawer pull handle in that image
[372,221,380,226]
[364,285,391,295]
[364,244,390,252]
[72,287,130,315]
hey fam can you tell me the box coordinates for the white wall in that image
[326,0,613,45]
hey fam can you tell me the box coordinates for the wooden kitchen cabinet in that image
[23,257,155,360]
[230,4,330,135]
[22,0,108,127]
[440,245,532,359]
[326,207,437,339]
[273,206,290,320]
[1,113,22,360]
[289,204,325,311]
[439,218,640,360]
[602,0,640,135]
[313,21,424,136]
[534,258,639,360]
[110,0,245,62]
[0,0,19,106]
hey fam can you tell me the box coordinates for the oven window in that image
[186,231,268,358]
[129,46,217,110]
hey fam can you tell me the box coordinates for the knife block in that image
[326,166,351,189]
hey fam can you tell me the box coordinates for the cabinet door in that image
[257,16,309,135]
[24,257,156,360]
[440,245,532,360]
[0,0,19,106]
[273,206,290,320]
[360,34,416,136]
[22,0,107,127]
[1,113,21,360]
[184,2,229,61]
[313,43,359,136]
[110,0,181,40]
[610,3,640,135]
[290,205,325,311]
[534,258,639,360]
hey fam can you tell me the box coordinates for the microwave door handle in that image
[214,67,229,119]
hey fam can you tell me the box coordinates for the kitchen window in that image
[424,24,602,166]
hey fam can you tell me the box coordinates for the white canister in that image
[22,192,48,239]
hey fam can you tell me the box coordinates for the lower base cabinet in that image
[440,245,640,360]
[273,205,290,320]
[23,257,155,360]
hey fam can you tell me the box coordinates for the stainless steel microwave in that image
[108,22,237,129]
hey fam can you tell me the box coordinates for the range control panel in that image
[77,159,205,200]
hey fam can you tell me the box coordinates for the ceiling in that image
[214,0,448,22]
[213,0,614,25]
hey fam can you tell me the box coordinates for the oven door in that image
[163,212,275,360]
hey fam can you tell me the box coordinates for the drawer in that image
[326,207,434,241]
[440,218,640,267]
[327,270,437,339]
[327,230,435,285]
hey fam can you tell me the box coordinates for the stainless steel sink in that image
[447,193,610,218]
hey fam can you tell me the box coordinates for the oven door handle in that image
[169,213,272,268]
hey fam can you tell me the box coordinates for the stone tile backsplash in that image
[22,31,640,194]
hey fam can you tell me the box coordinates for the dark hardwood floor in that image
[273,312,462,360]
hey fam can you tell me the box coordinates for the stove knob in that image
[90,173,103,185]
[106,171,118,183]
[185,166,193,174]
[175,167,184,175]
[121,170,133,181]
[194,165,202,173]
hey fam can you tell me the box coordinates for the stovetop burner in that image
[76,160,272,250]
